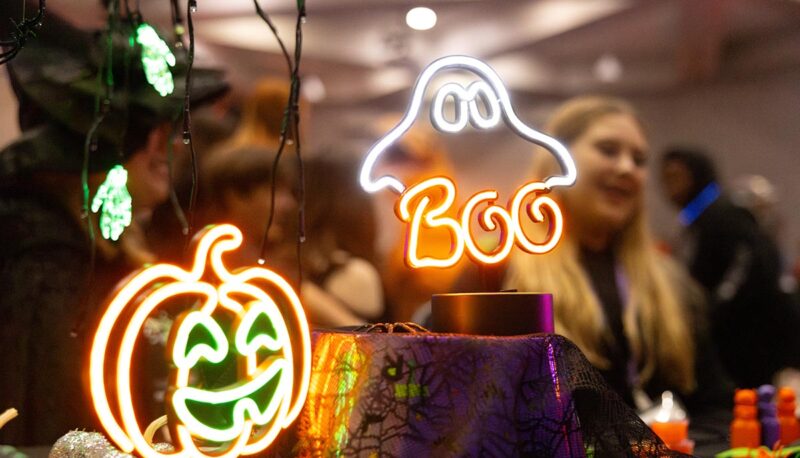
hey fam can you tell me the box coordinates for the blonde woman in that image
[504,96,730,414]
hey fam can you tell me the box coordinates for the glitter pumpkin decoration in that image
[89,224,311,458]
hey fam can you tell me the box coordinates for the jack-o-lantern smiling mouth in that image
[169,297,295,444]
[172,356,289,443]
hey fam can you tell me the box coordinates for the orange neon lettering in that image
[396,177,465,268]
[510,181,564,254]
[460,190,515,265]
[89,224,311,458]
[395,176,563,268]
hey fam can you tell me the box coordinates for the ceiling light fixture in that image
[406,7,437,31]
[593,53,622,83]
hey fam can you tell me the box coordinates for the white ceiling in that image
[45,0,800,108]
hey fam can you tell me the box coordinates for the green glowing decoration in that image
[394,383,428,399]
[91,165,132,241]
[333,346,362,455]
[170,300,294,443]
[392,359,429,400]
[135,23,176,97]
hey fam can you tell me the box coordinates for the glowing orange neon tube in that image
[89,224,311,458]
[395,176,564,268]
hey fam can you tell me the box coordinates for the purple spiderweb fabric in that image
[283,331,688,458]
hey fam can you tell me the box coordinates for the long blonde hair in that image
[505,96,696,393]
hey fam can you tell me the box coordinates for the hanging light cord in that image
[182,0,198,241]
[0,0,46,65]
[81,0,117,229]
[169,0,185,45]
[291,0,306,287]
[74,0,118,336]
[254,0,306,288]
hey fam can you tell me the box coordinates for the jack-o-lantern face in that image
[89,224,311,458]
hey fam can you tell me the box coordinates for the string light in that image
[182,0,199,239]
[90,164,132,241]
[135,23,176,97]
[253,0,307,286]
[81,1,122,247]
[0,0,46,65]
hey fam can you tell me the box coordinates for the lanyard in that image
[679,182,720,226]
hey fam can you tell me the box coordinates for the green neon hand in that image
[136,23,176,97]
[91,165,132,241]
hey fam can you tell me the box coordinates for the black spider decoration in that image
[0,0,46,65]
[355,322,431,334]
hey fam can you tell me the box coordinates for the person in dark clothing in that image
[0,14,227,446]
[661,148,800,387]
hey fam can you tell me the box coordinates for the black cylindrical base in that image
[431,292,554,336]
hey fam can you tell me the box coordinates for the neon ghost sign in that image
[89,224,311,458]
[359,55,576,268]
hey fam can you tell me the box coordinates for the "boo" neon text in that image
[395,176,563,268]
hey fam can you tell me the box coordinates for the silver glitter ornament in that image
[49,431,132,458]
[49,431,173,457]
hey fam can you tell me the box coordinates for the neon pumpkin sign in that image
[89,224,311,458]
[359,55,577,268]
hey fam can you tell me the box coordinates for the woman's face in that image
[562,112,649,236]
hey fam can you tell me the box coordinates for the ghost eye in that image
[172,312,229,371]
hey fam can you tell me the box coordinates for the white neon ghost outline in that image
[359,55,577,195]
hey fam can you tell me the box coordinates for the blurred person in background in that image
[731,174,782,243]
[0,15,227,445]
[302,155,384,326]
[203,147,383,327]
[223,78,296,150]
[201,76,380,327]
[146,80,276,264]
[375,122,469,322]
[197,76,302,246]
[202,145,297,272]
[501,96,731,435]
[660,148,800,387]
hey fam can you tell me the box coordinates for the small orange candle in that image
[651,420,694,454]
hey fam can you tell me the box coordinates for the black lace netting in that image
[261,330,692,457]
[556,336,691,457]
